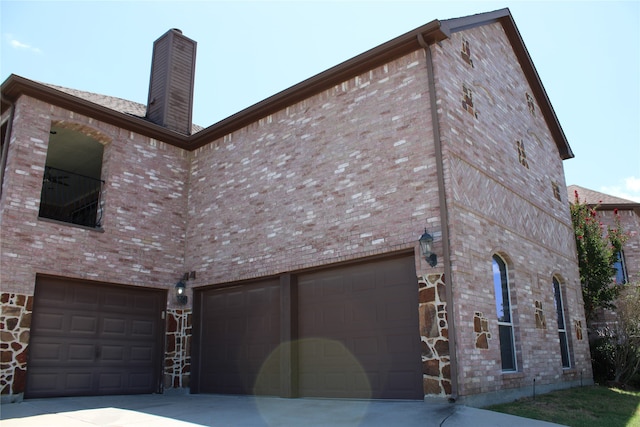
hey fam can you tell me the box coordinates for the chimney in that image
[146,29,197,135]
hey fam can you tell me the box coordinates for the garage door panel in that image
[298,256,422,399]
[103,292,129,309]
[69,315,98,334]
[385,300,414,323]
[353,336,380,354]
[98,372,123,390]
[28,342,63,362]
[27,373,59,392]
[33,312,64,331]
[74,287,100,305]
[194,280,280,395]
[66,372,93,391]
[101,345,124,361]
[67,344,95,361]
[102,317,126,335]
[131,345,154,361]
[132,319,154,336]
[26,277,164,398]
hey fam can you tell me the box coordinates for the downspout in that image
[0,95,15,200]
[417,34,459,401]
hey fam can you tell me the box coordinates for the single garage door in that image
[192,279,281,395]
[298,255,422,399]
[25,276,165,398]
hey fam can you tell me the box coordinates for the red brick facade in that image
[432,23,591,403]
[1,10,591,404]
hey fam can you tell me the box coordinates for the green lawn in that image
[487,386,640,427]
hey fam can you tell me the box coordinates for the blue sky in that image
[2,0,639,202]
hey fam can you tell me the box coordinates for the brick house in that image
[568,185,640,330]
[1,9,592,405]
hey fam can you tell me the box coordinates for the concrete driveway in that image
[0,393,564,426]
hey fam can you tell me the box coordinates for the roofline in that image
[188,18,448,147]
[1,9,573,159]
[1,74,191,148]
[584,203,640,212]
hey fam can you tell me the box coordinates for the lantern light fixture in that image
[175,280,188,305]
[419,229,437,267]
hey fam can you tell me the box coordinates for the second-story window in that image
[39,125,105,228]
[614,251,628,284]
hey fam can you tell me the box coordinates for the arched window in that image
[493,255,516,371]
[553,277,571,368]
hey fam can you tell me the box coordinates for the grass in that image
[487,385,640,427]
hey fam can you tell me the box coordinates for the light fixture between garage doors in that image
[175,280,188,305]
[175,271,195,305]
[419,229,437,267]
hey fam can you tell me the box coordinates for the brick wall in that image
[0,96,190,397]
[185,50,442,284]
[432,23,591,399]
[0,96,190,297]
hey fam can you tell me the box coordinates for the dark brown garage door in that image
[25,276,165,398]
[191,279,281,395]
[298,256,423,399]
[193,254,422,400]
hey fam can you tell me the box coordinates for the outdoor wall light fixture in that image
[175,271,195,305]
[419,229,438,267]
[175,280,188,305]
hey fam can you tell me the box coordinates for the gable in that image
[441,9,573,160]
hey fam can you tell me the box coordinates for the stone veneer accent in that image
[418,273,451,396]
[575,320,583,341]
[534,300,546,329]
[473,312,490,349]
[165,309,192,389]
[0,292,32,399]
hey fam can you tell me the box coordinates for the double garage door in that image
[192,254,423,399]
[25,276,165,398]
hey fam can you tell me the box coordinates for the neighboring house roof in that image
[1,8,572,158]
[568,185,640,210]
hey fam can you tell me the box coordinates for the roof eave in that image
[592,203,640,211]
[189,19,449,148]
[1,74,191,148]
[2,9,573,161]
[2,19,448,150]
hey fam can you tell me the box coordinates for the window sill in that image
[38,217,105,233]
[562,368,577,375]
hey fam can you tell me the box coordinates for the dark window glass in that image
[493,255,516,371]
[553,277,571,368]
[614,251,628,285]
